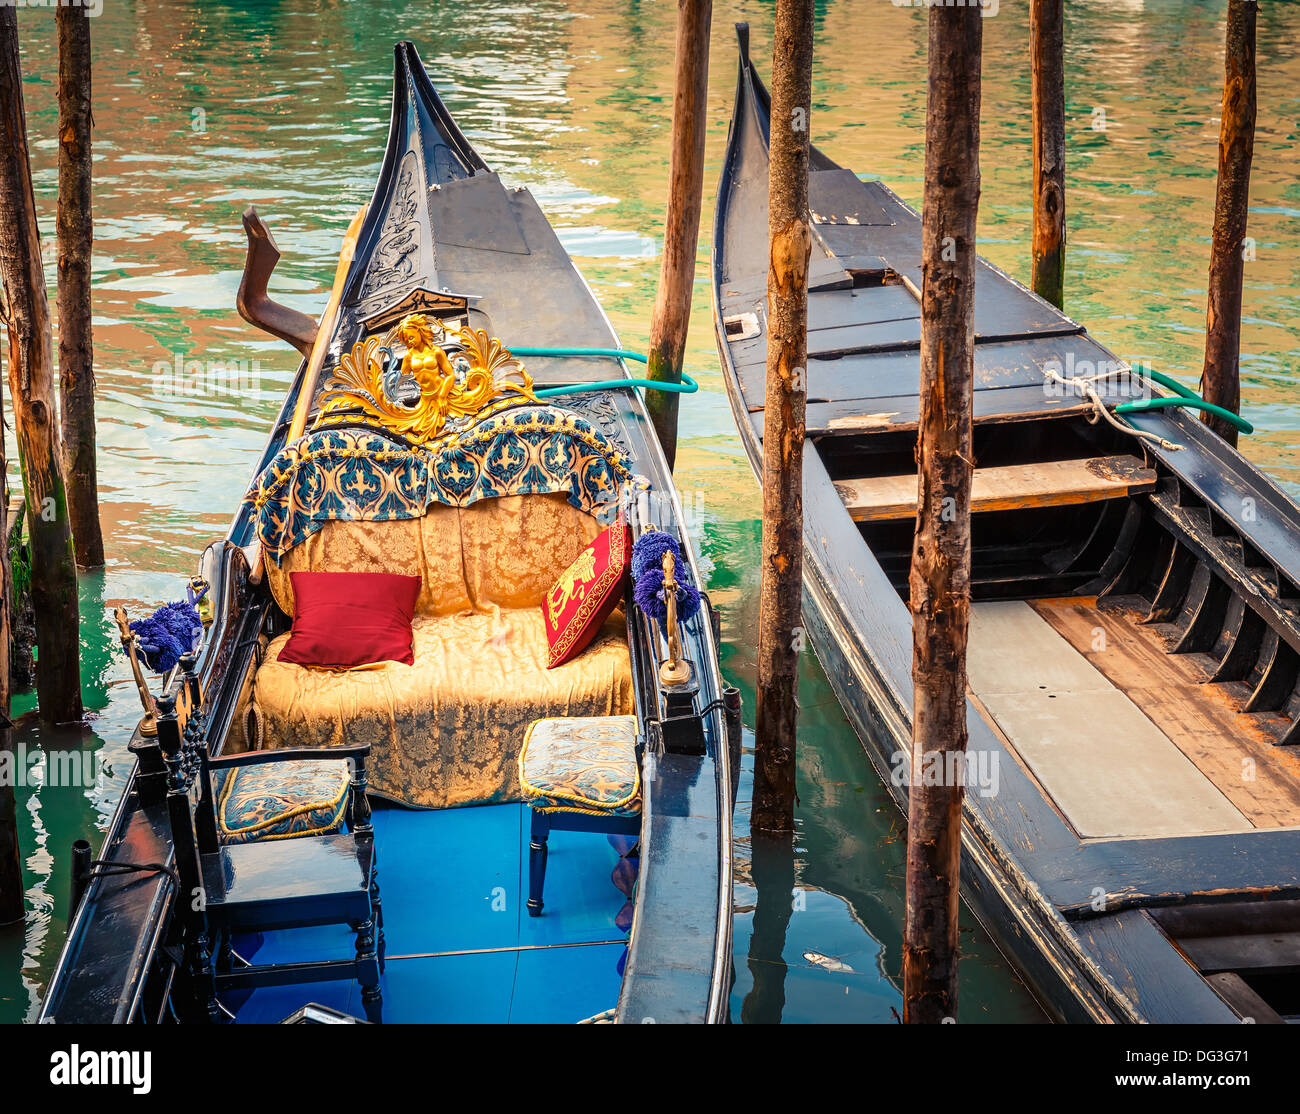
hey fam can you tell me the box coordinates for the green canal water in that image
[3,0,1299,1024]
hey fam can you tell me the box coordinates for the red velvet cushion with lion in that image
[543,514,630,669]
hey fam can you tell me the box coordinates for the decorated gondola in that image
[713,26,1300,1023]
[40,41,733,1025]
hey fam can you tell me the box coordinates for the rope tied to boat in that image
[1043,365,1184,452]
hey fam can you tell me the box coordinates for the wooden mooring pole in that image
[903,3,982,1024]
[57,2,104,569]
[752,4,813,837]
[645,0,712,470]
[0,7,84,726]
[1030,0,1065,309]
[1199,0,1257,449]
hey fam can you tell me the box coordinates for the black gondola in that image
[713,26,1300,1024]
[41,41,733,1025]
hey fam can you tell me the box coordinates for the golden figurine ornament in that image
[313,312,538,445]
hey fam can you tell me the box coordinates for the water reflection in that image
[741,833,796,1024]
[2,0,1297,1022]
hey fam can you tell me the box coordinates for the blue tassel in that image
[631,529,682,581]
[633,567,701,624]
[127,586,206,674]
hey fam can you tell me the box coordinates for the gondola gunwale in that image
[712,26,1300,1023]
[40,41,732,1025]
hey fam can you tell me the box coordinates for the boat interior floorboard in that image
[227,803,629,1024]
[1032,595,1300,830]
[968,600,1251,840]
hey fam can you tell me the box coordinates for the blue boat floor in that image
[228,803,630,1024]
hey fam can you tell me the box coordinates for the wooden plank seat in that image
[518,715,642,917]
[834,454,1157,523]
[200,834,373,932]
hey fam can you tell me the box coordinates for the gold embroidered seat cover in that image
[241,323,639,808]
[249,494,635,807]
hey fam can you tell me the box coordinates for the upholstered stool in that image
[518,715,642,917]
[216,759,352,844]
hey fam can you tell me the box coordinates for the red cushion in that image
[279,571,421,668]
[543,514,630,669]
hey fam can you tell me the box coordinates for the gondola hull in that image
[714,27,1300,1024]
[41,42,732,1025]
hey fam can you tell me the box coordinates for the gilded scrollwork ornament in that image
[312,312,538,445]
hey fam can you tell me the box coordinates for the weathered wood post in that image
[57,2,104,569]
[0,381,19,927]
[645,0,712,469]
[1030,0,1065,309]
[903,2,982,1024]
[1199,0,1257,448]
[0,8,84,725]
[753,3,813,836]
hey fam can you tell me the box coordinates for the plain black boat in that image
[713,26,1300,1023]
[41,41,733,1025]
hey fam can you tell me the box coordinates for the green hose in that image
[1139,367,1201,401]
[510,346,700,398]
[1112,366,1253,433]
[1116,394,1255,434]
[513,347,650,364]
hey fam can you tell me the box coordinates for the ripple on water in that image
[4,0,1299,1023]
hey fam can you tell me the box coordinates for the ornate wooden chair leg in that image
[371,852,385,972]
[190,929,224,1024]
[354,914,382,1023]
[214,927,234,973]
[348,755,384,974]
[527,810,550,917]
[348,754,372,836]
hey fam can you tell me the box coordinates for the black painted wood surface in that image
[711,32,1300,1024]
[42,41,733,1025]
